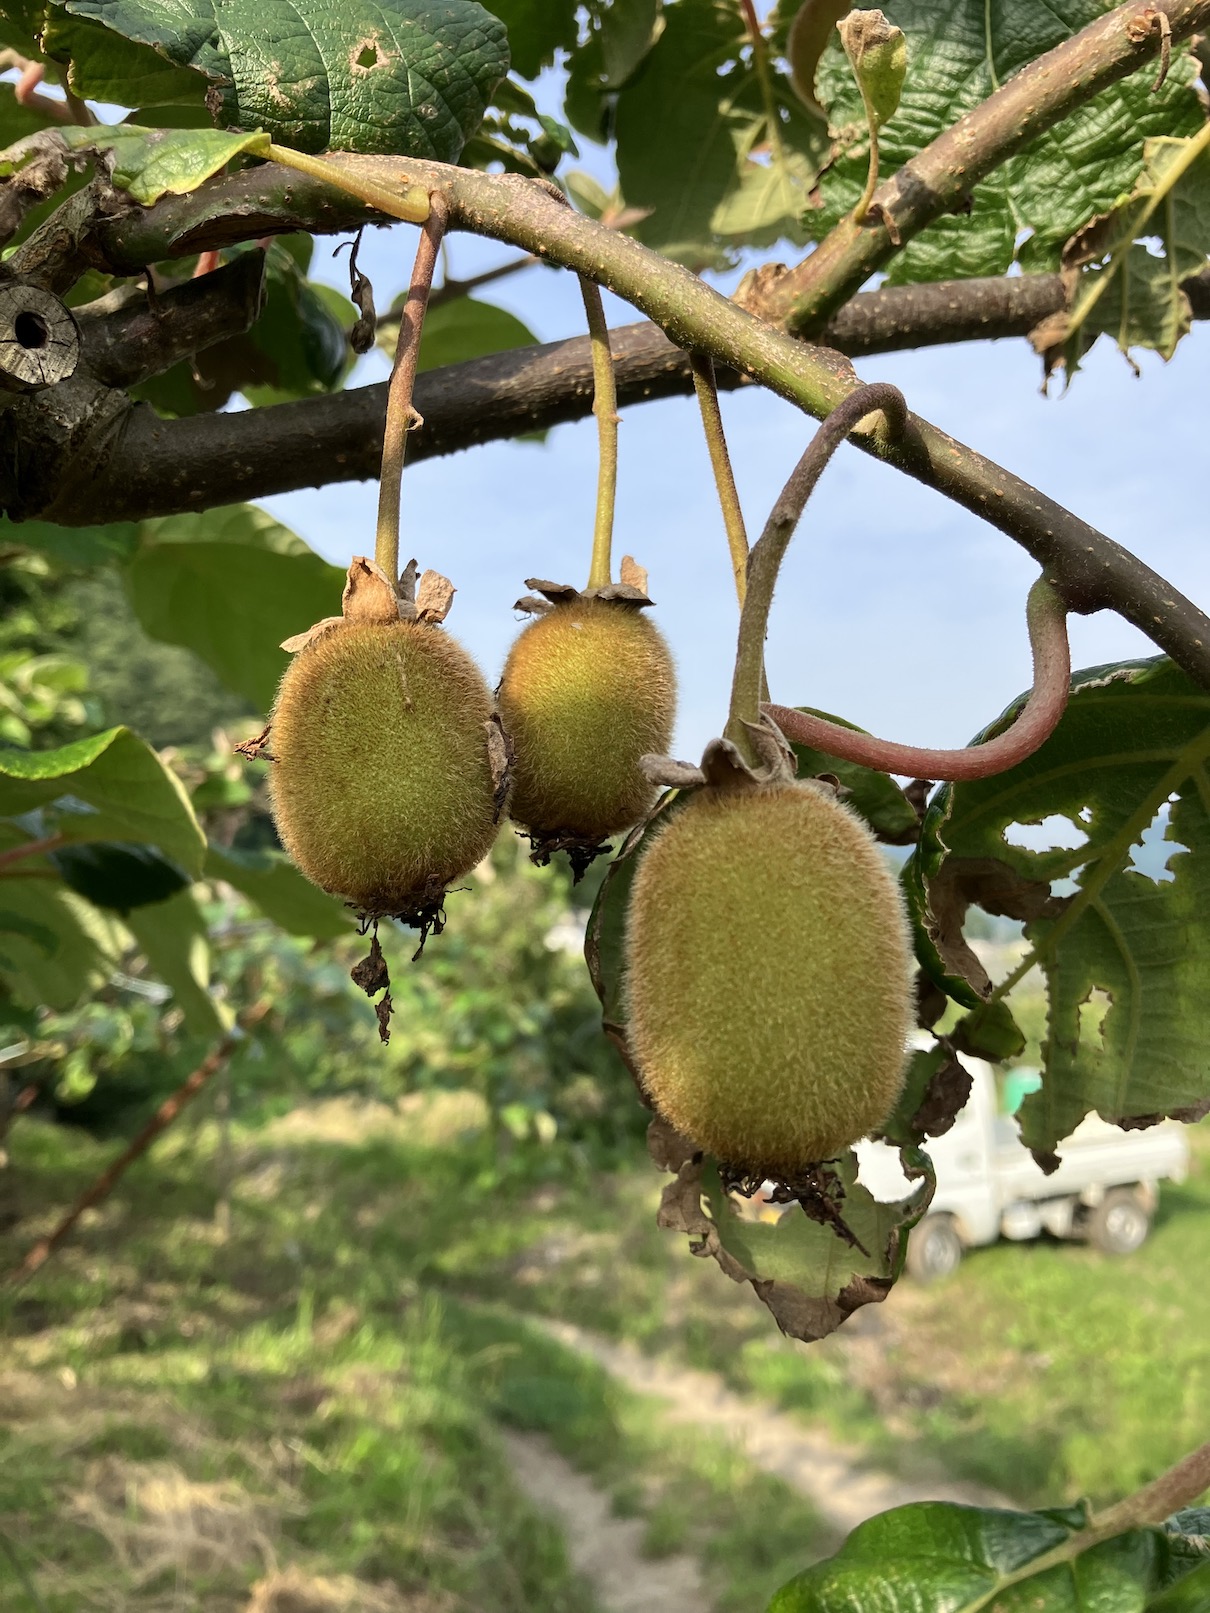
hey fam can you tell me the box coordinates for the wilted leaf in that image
[661,1149,932,1343]
[905,657,1210,1158]
[54,0,509,157]
[0,727,205,875]
[1056,128,1210,374]
[837,9,906,132]
[767,1499,1210,1612]
[810,1,1205,283]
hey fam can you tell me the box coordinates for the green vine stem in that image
[725,382,909,762]
[765,575,1071,780]
[375,193,449,583]
[264,141,431,224]
[690,352,750,604]
[580,275,619,590]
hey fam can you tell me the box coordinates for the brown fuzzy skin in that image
[269,621,498,913]
[624,782,913,1176]
[498,599,676,842]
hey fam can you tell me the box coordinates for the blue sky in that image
[265,218,1210,767]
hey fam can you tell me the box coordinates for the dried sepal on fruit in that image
[624,729,913,1183]
[264,556,505,1038]
[497,561,677,877]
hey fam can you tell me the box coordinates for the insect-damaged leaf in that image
[48,0,509,158]
[767,1498,1210,1613]
[905,657,1210,1160]
[808,0,1205,283]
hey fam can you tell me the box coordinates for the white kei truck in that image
[854,1054,1191,1281]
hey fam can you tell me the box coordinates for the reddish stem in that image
[0,833,66,873]
[765,576,1071,781]
[192,249,222,278]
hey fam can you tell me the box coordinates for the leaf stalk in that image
[581,275,620,590]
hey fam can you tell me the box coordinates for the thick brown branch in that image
[748,0,1210,332]
[9,155,1210,685]
[77,250,266,388]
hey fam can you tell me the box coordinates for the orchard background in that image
[2,0,1210,1608]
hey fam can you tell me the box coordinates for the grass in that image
[0,1099,828,1613]
[3,1084,1206,1610]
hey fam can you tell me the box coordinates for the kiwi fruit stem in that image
[690,352,750,606]
[374,192,449,584]
[724,382,908,767]
[580,275,620,590]
[765,575,1071,781]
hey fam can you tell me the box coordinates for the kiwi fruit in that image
[269,618,499,916]
[624,780,912,1175]
[498,596,676,847]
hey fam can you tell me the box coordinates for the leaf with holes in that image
[906,656,1210,1159]
[1053,128,1210,376]
[767,1498,1210,1613]
[808,1,1205,283]
[48,0,509,158]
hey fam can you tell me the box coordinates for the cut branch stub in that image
[0,282,78,392]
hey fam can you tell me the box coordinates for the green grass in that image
[0,1104,827,1612]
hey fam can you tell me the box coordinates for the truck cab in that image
[854,1055,1191,1280]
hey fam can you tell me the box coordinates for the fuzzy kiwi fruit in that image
[624,781,912,1175]
[269,619,499,916]
[498,597,676,844]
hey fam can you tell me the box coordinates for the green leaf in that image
[142,501,313,555]
[49,841,190,912]
[0,515,140,568]
[482,0,576,81]
[767,1501,1210,1613]
[810,3,1205,283]
[34,123,269,203]
[951,997,1027,1062]
[124,518,344,710]
[124,888,230,1037]
[0,728,205,876]
[205,843,353,939]
[1060,128,1210,370]
[593,0,664,90]
[613,0,830,260]
[43,9,211,104]
[383,294,537,370]
[906,657,1210,1158]
[786,708,920,842]
[0,877,124,1009]
[56,0,510,158]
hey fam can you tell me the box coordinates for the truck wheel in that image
[1086,1188,1151,1255]
[906,1215,963,1282]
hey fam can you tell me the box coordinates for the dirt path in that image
[501,1429,705,1613]
[533,1317,1013,1536]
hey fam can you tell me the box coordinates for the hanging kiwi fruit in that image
[618,385,923,1199]
[624,773,913,1178]
[268,558,504,926]
[255,197,508,1042]
[497,278,677,876]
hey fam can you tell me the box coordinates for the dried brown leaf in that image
[415,569,456,623]
[342,557,401,626]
